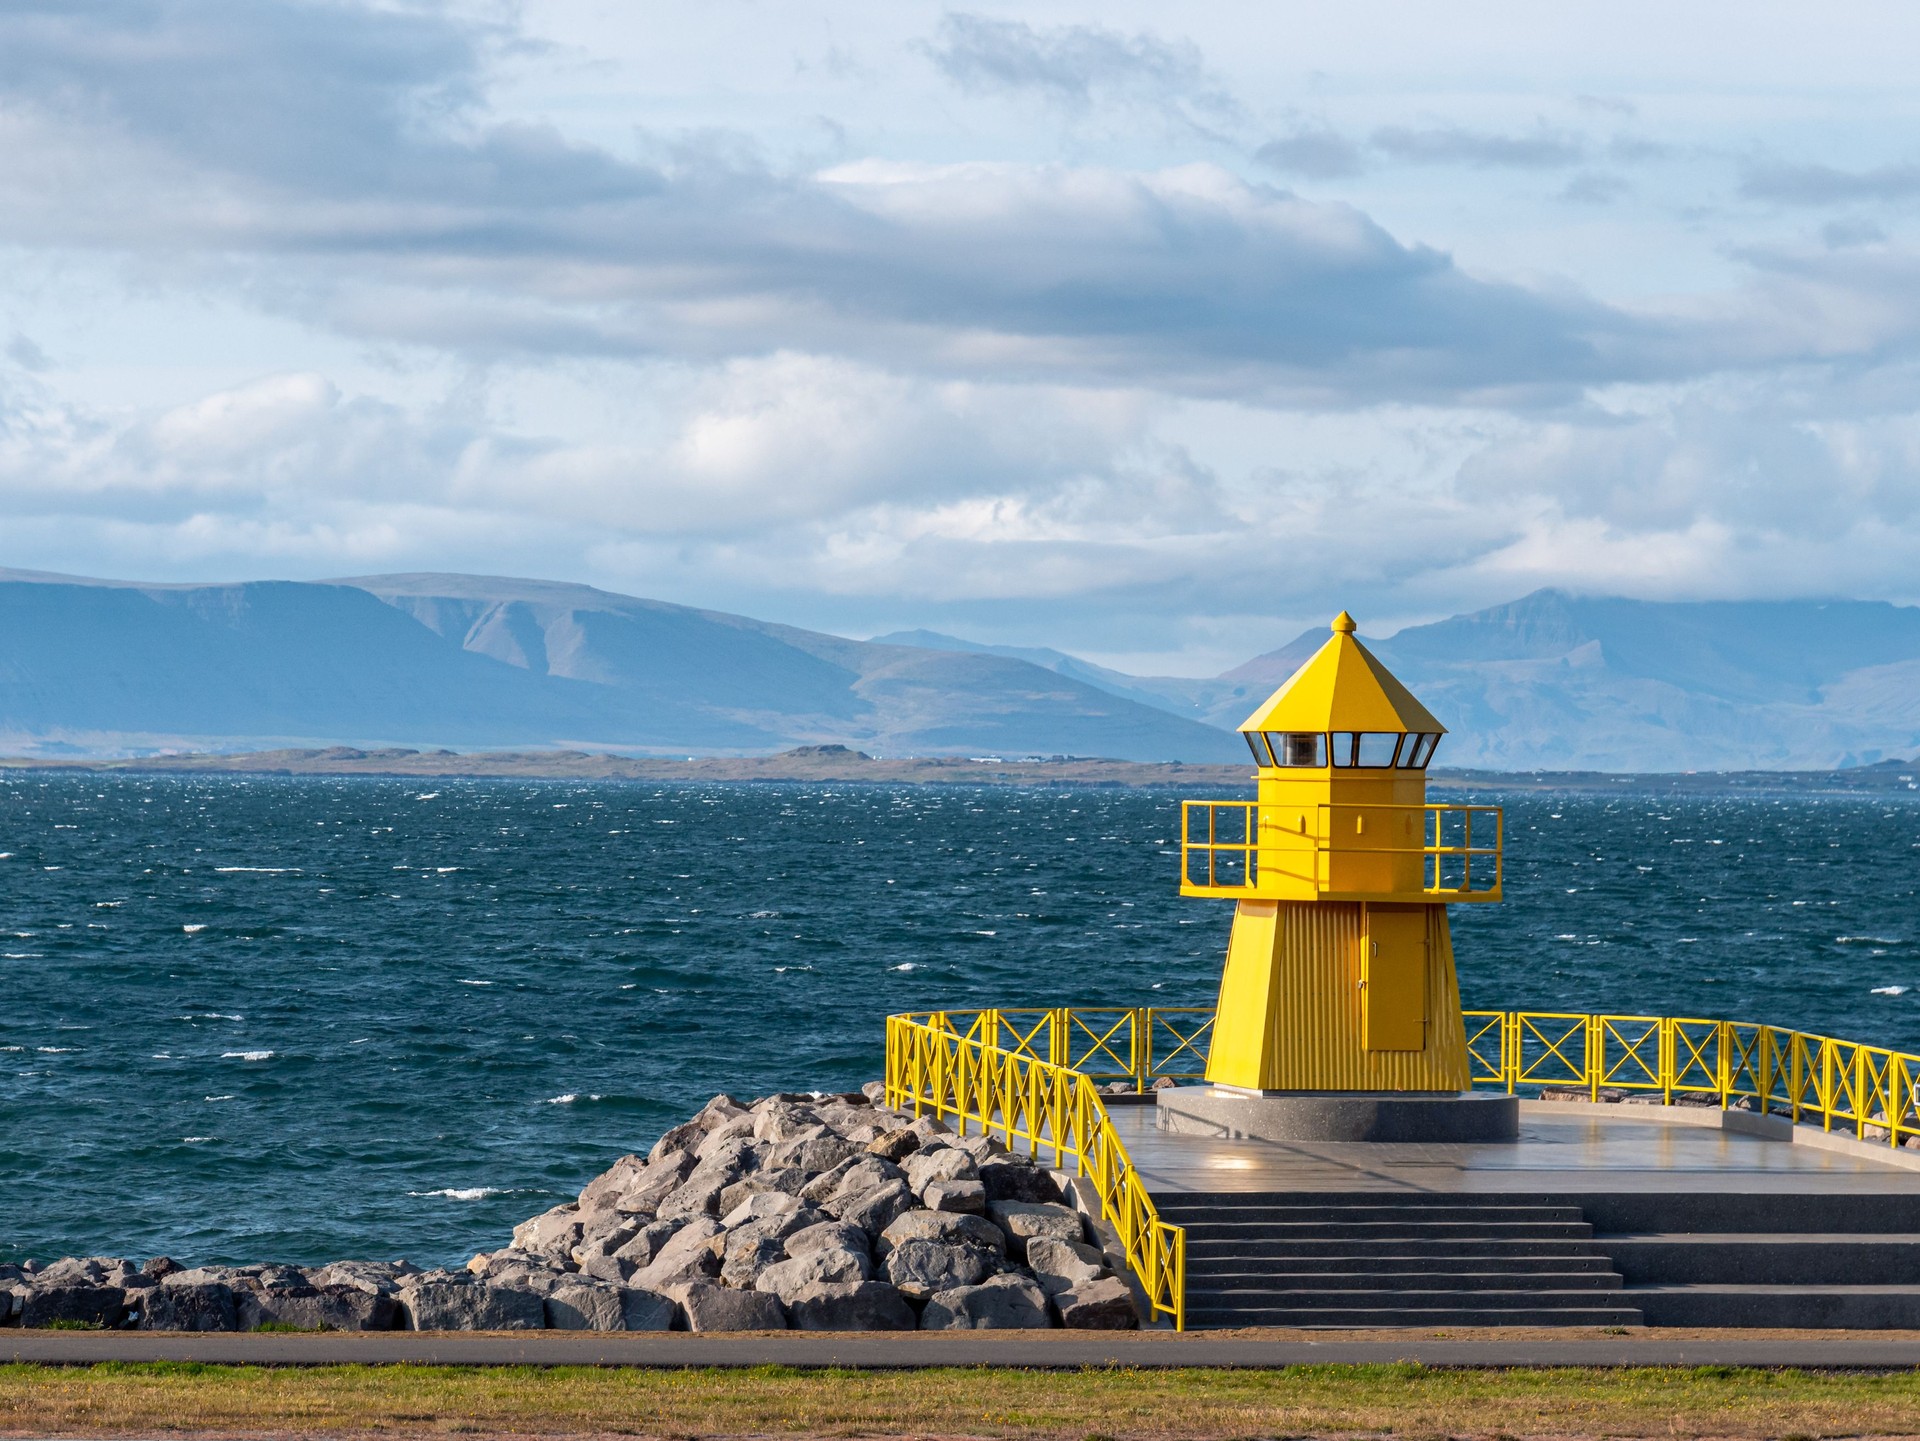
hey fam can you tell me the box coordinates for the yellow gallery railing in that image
[885,1010,1189,1328]
[1179,800,1504,901]
[889,1004,1920,1331]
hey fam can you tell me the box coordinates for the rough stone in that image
[785,1279,916,1331]
[1024,1236,1106,1295]
[861,1081,887,1103]
[720,1190,807,1231]
[882,1238,994,1300]
[615,1151,696,1216]
[922,1179,987,1214]
[512,1204,584,1260]
[783,1219,870,1259]
[987,1201,1084,1259]
[866,1127,921,1162]
[137,1281,239,1332]
[904,1147,978,1195]
[237,1285,399,1332]
[628,1217,724,1292]
[311,1260,420,1295]
[979,1158,1063,1204]
[719,1233,788,1290]
[676,1282,786,1332]
[827,1157,905,1200]
[1052,1276,1138,1329]
[22,1285,127,1329]
[919,1273,1053,1330]
[648,1120,706,1162]
[539,1280,672,1331]
[610,1218,687,1271]
[697,1114,759,1158]
[772,1133,862,1175]
[656,1173,733,1221]
[947,1134,1007,1163]
[400,1280,546,1331]
[797,1158,859,1204]
[578,1153,647,1210]
[752,1103,822,1143]
[832,1180,919,1236]
[754,1247,871,1302]
[878,1210,1007,1258]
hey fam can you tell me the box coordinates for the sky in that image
[4,1,1920,674]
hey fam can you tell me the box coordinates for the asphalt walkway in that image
[9,1328,1920,1368]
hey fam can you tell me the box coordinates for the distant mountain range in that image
[2,570,1917,769]
[0,569,1241,763]
[888,592,1920,770]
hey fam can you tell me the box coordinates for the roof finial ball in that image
[1168,601,1512,1143]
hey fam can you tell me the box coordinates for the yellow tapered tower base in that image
[1204,899,1470,1092]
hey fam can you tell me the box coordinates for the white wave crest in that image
[222,1050,275,1061]
[410,1186,499,1200]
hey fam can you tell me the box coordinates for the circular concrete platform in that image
[1156,1087,1519,1143]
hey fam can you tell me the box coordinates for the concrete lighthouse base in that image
[1156,1086,1519,1144]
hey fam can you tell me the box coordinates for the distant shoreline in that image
[0,744,1914,792]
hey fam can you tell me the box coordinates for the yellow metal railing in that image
[1180,801,1503,901]
[1465,1010,1920,1144]
[889,1004,1920,1331]
[886,1010,1188,1328]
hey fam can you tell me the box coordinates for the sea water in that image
[2,775,1917,1267]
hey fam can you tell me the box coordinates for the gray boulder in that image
[628,1217,724,1292]
[607,1218,687,1273]
[878,1210,1006,1258]
[237,1285,399,1332]
[544,1280,673,1331]
[979,1158,1063,1204]
[826,1157,905,1201]
[772,1133,862,1174]
[986,1201,1084,1260]
[720,1191,807,1231]
[922,1180,986,1214]
[648,1120,705,1162]
[578,1153,647,1210]
[919,1273,1052,1330]
[719,1232,787,1290]
[881,1238,993,1300]
[798,1158,859,1204]
[866,1127,921,1162]
[399,1280,546,1331]
[616,1150,697,1217]
[511,1204,584,1261]
[138,1281,239,1331]
[1024,1236,1107,1296]
[752,1102,822,1142]
[785,1280,915,1331]
[947,1134,1007,1162]
[904,1147,978,1195]
[310,1260,419,1295]
[754,1247,871,1302]
[696,1114,758,1158]
[1053,1277,1138,1329]
[656,1173,734,1221]
[832,1180,918,1236]
[22,1285,127,1329]
[783,1219,869,1259]
[676,1282,786,1332]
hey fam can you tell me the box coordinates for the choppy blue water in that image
[3,776,1917,1268]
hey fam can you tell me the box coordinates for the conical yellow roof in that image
[1239,612,1445,734]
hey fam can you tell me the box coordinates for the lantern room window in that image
[1252,732,1325,767]
[1356,733,1401,767]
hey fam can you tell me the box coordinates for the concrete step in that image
[1181,1220,1593,1243]
[1158,1203,1588,1225]
[1190,1268,1626,1293]
[1184,1251,1620,1277]
[1630,1283,1920,1329]
[1185,1298,1647,1329]
[1604,1233,1920,1285]
[1184,1236,1608,1260]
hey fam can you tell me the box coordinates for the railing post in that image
[1588,1014,1602,1100]
[1133,1006,1150,1094]
[1718,1021,1732,1109]
[1050,1007,1070,1069]
[1505,1011,1518,1094]
[1660,1018,1673,1106]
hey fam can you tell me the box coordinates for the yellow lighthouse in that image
[1169,613,1506,1134]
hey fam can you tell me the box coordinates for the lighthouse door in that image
[1361,905,1429,1051]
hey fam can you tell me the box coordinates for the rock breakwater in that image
[0,1085,1140,1332]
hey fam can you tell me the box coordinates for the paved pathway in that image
[9,1329,1920,1368]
